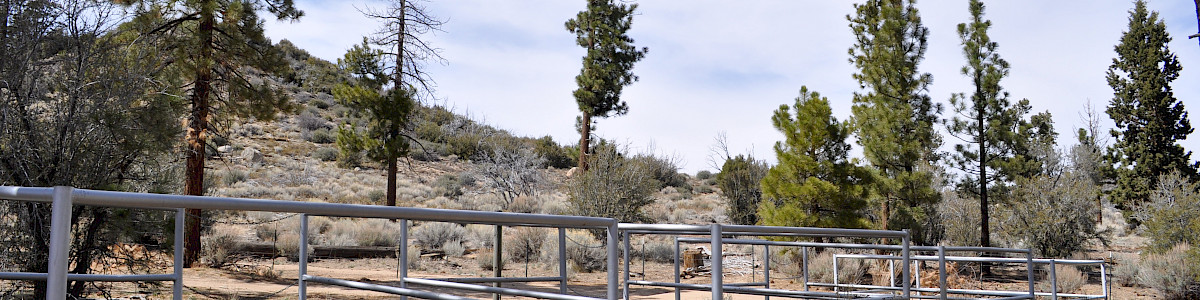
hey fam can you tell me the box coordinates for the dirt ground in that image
[78,249,1160,300]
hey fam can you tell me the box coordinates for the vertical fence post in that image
[173,208,184,300]
[802,247,809,291]
[833,255,839,293]
[1101,262,1109,299]
[399,219,408,300]
[1027,250,1035,299]
[559,228,567,294]
[623,233,631,300]
[494,224,503,300]
[710,224,722,300]
[299,214,309,300]
[764,244,771,300]
[607,222,619,300]
[673,237,680,300]
[1050,260,1058,300]
[901,230,911,299]
[47,186,73,300]
[938,245,946,300]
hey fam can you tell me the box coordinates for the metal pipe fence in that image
[0,186,1111,300]
[0,186,618,300]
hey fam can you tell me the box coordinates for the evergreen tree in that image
[718,154,768,226]
[334,40,415,208]
[1106,0,1197,215]
[945,0,1058,249]
[565,0,648,171]
[847,0,941,243]
[351,0,444,207]
[759,87,871,230]
[123,0,301,267]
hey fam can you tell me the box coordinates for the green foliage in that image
[566,0,648,169]
[433,174,464,198]
[848,0,941,242]
[696,170,714,180]
[718,154,767,225]
[998,170,1105,258]
[534,136,576,169]
[306,128,336,144]
[313,147,339,161]
[333,39,416,206]
[759,87,870,230]
[1106,0,1198,215]
[946,0,1058,248]
[1136,171,1200,254]
[568,144,658,235]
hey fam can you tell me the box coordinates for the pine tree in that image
[565,0,648,171]
[759,87,871,231]
[848,0,941,243]
[946,0,1059,249]
[123,0,301,267]
[352,0,444,207]
[334,40,415,207]
[1106,0,1198,215]
[718,154,768,226]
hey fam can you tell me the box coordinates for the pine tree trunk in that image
[578,111,592,171]
[183,4,216,268]
[387,156,397,207]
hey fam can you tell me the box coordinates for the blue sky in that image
[265,0,1200,174]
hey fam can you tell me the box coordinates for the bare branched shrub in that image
[569,144,657,236]
[201,224,246,268]
[505,227,548,263]
[1136,171,1200,253]
[474,139,546,208]
[998,172,1105,258]
[413,222,466,251]
[940,189,980,247]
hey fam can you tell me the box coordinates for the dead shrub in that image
[201,224,246,268]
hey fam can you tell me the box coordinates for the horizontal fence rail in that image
[1,186,1109,300]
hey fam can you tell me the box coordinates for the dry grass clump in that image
[465,224,495,249]
[1138,244,1200,299]
[201,224,246,268]
[504,227,548,263]
[1112,253,1140,287]
[633,239,675,263]
[477,251,505,271]
[413,222,466,251]
[324,218,402,247]
[807,249,868,285]
[1039,264,1085,294]
[549,229,607,272]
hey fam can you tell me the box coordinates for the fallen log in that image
[239,242,399,259]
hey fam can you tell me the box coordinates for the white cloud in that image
[265,0,1200,174]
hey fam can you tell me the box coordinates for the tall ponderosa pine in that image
[1106,0,1197,215]
[565,0,647,170]
[124,0,301,267]
[848,0,941,243]
[349,0,443,207]
[760,87,871,231]
[946,0,1057,249]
